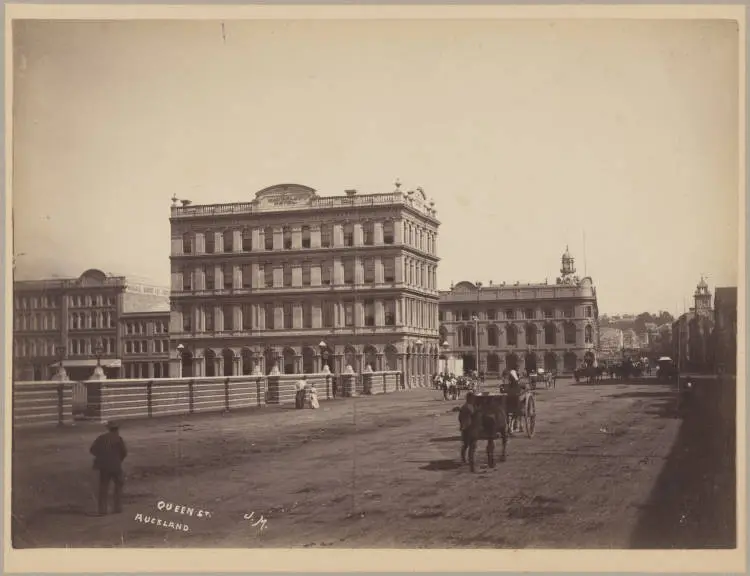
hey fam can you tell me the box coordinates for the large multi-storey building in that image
[121,310,171,379]
[168,182,441,384]
[673,277,715,372]
[439,248,599,375]
[13,269,169,381]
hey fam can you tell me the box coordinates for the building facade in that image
[713,287,737,374]
[121,311,171,378]
[598,327,624,358]
[672,277,715,372]
[13,269,169,381]
[439,248,599,375]
[168,182,441,384]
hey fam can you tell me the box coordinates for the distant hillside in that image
[600,311,675,333]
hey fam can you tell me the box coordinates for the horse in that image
[459,394,509,473]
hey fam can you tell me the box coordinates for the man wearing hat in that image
[90,421,128,516]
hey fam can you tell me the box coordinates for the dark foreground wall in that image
[630,375,736,548]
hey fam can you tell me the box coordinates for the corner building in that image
[168,183,441,385]
[439,248,600,375]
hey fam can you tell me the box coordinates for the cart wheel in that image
[524,395,536,438]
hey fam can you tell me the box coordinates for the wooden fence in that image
[13,371,406,427]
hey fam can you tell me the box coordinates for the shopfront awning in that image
[50,359,122,369]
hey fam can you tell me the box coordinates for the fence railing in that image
[14,371,408,427]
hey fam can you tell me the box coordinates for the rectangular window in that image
[363,222,374,245]
[438,310,444,322]
[505,309,515,320]
[283,265,292,287]
[321,261,332,285]
[223,305,233,331]
[344,224,354,247]
[242,228,252,251]
[385,300,396,326]
[264,264,273,288]
[264,227,274,250]
[302,262,311,286]
[544,308,554,319]
[205,309,214,332]
[585,306,592,318]
[303,302,312,328]
[224,265,233,289]
[301,226,311,248]
[283,303,293,329]
[283,227,292,250]
[487,309,496,320]
[183,270,192,291]
[384,258,395,282]
[242,304,252,330]
[242,264,252,289]
[205,233,215,254]
[383,221,394,244]
[525,308,535,320]
[183,233,192,254]
[364,299,375,326]
[224,231,233,252]
[321,225,332,248]
[364,258,375,284]
[323,301,334,328]
[343,259,355,285]
[344,301,354,327]
[564,307,574,318]
[126,341,132,354]
[265,303,275,330]
[205,267,215,290]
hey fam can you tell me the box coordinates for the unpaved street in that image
[13,377,691,548]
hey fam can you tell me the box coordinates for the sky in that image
[11,18,741,316]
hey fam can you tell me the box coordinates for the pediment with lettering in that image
[253,184,317,209]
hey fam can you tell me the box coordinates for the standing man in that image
[90,421,127,516]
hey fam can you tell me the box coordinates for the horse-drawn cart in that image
[529,370,556,390]
[480,389,536,438]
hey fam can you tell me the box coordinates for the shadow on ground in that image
[629,377,736,549]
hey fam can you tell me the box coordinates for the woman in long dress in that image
[309,383,320,409]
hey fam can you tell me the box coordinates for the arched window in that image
[506,324,518,347]
[544,322,556,345]
[525,324,537,346]
[564,322,577,345]
[487,325,499,347]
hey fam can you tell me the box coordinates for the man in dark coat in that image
[90,421,127,516]
[458,392,476,463]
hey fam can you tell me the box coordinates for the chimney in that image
[345,189,357,197]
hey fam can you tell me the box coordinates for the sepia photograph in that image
[4,3,745,573]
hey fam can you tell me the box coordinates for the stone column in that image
[310,225,322,248]
[274,304,283,330]
[375,257,384,284]
[354,257,364,285]
[292,263,302,287]
[333,224,344,247]
[214,231,224,253]
[395,255,404,283]
[214,305,224,332]
[394,219,404,244]
[333,258,344,285]
[251,263,261,289]
[234,305,243,332]
[273,227,283,250]
[353,223,364,246]
[374,221,384,245]
[293,303,303,329]
[273,265,283,288]
[311,263,322,286]
[171,234,183,256]
[252,228,262,251]
[195,232,205,254]
[292,226,302,249]
[233,230,242,253]
[375,300,384,326]
[233,265,242,289]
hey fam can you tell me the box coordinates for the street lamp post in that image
[319,341,332,398]
[177,343,185,378]
[471,313,480,376]
[415,339,423,387]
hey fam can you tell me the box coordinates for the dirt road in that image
[12,377,693,548]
